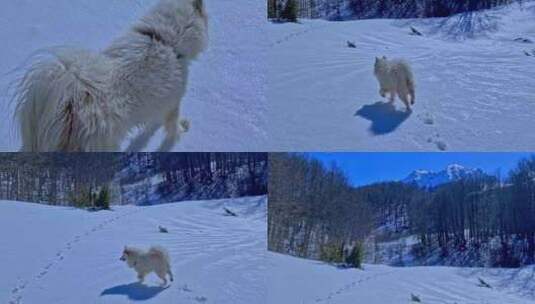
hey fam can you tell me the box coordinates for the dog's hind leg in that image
[398,89,411,111]
[156,271,168,286]
[158,107,188,152]
[126,123,161,152]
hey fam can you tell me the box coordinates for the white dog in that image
[120,246,174,285]
[374,56,416,111]
[15,0,209,152]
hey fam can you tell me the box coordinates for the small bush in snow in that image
[95,186,110,210]
[280,0,298,22]
[320,243,344,263]
[345,242,365,269]
[70,188,93,209]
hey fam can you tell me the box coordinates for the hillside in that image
[267,252,535,304]
[0,196,267,304]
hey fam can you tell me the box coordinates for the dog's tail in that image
[14,48,112,151]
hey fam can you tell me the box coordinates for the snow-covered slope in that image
[0,196,266,304]
[267,252,535,304]
[402,164,485,188]
[0,0,267,151]
[267,2,535,151]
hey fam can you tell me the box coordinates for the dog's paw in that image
[180,119,190,132]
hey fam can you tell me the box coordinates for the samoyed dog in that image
[374,56,416,111]
[120,246,174,285]
[15,0,208,152]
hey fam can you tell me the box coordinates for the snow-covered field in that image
[0,196,267,304]
[0,0,267,151]
[267,252,535,304]
[267,2,535,151]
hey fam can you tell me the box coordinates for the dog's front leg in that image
[158,107,189,152]
[126,123,161,152]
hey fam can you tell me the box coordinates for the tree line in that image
[120,153,268,205]
[269,0,516,20]
[0,153,121,208]
[0,153,267,207]
[269,153,372,265]
[269,153,535,267]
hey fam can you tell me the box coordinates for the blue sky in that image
[307,153,534,186]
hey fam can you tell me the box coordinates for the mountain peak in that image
[403,164,483,188]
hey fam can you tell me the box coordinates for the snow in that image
[267,252,535,304]
[0,196,267,304]
[0,0,267,151]
[267,2,535,151]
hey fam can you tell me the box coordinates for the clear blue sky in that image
[307,153,534,186]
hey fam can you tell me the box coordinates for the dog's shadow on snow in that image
[355,101,411,135]
[101,282,169,301]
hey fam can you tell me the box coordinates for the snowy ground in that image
[267,252,535,304]
[0,0,267,151]
[267,2,535,151]
[0,196,266,304]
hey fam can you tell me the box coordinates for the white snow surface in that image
[0,196,267,304]
[0,0,267,151]
[267,252,535,304]
[267,2,535,151]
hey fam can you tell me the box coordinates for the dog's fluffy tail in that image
[15,48,113,151]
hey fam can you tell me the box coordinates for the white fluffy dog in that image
[374,56,416,111]
[15,0,208,152]
[120,246,174,285]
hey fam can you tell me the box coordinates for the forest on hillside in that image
[268,0,518,20]
[0,153,268,207]
[268,153,535,267]
[120,153,268,205]
[0,153,121,206]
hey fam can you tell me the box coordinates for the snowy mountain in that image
[0,196,267,304]
[267,252,535,304]
[402,164,485,188]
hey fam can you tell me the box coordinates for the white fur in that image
[120,246,174,285]
[374,56,416,111]
[15,0,208,152]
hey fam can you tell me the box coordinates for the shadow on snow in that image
[101,282,169,301]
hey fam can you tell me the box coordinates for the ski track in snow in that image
[267,3,535,151]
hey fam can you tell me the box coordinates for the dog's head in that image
[137,0,209,60]
[120,246,130,262]
[374,56,388,74]
[120,246,138,268]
